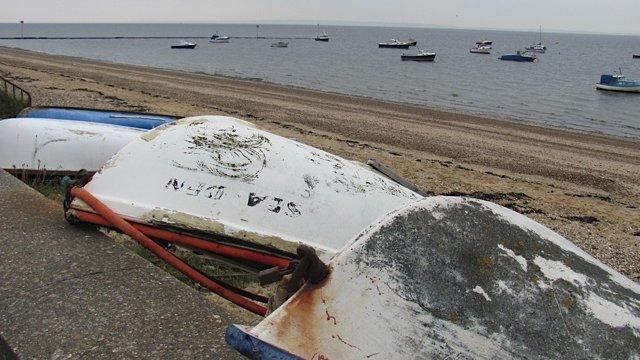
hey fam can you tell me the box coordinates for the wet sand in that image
[1,46,638,281]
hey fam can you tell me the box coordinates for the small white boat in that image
[401,49,436,61]
[270,41,289,48]
[314,24,329,42]
[209,33,230,43]
[67,116,422,259]
[475,40,493,46]
[525,26,547,53]
[0,118,143,174]
[171,40,196,49]
[226,196,640,359]
[470,45,491,54]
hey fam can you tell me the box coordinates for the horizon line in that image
[1,20,639,37]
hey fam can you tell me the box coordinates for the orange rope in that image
[70,187,268,316]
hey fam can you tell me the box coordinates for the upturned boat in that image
[65,116,422,260]
[226,196,640,359]
[596,70,640,93]
[17,106,177,130]
[500,51,537,62]
[0,118,143,174]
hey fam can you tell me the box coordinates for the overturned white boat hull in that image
[0,118,144,174]
[69,116,422,257]
[227,197,640,359]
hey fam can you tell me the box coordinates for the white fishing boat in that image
[596,69,640,93]
[0,118,143,174]
[171,40,196,49]
[66,116,422,259]
[226,196,640,359]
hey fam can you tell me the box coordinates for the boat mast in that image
[539,25,542,44]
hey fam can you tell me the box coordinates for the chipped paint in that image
[235,197,640,359]
[73,116,422,256]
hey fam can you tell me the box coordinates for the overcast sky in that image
[2,0,640,35]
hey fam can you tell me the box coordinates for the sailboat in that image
[525,26,547,53]
[314,24,330,42]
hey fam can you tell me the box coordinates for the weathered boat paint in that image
[0,118,143,174]
[229,197,640,359]
[17,107,177,129]
[70,116,422,258]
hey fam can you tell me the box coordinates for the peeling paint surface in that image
[74,116,422,256]
[0,118,143,173]
[244,197,640,359]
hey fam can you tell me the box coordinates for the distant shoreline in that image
[3,44,637,142]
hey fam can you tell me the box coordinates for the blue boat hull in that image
[500,54,536,62]
[17,107,177,129]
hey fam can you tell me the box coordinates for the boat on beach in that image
[314,24,329,42]
[0,117,143,174]
[171,40,196,49]
[378,39,411,49]
[66,116,422,261]
[401,50,436,61]
[596,70,640,93]
[17,106,177,130]
[270,41,289,48]
[226,196,640,359]
[500,51,537,62]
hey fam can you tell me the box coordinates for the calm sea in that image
[1,23,639,139]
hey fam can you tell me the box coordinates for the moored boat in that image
[406,38,417,46]
[401,50,436,61]
[470,45,491,54]
[65,116,422,260]
[314,24,329,41]
[525,26,547,53]
[0,118,143,174]
[171,40,196,49]
[226,196,640,359]
[500,51,537,62]
[270,41,289,48]
[596,70,640,93]
[17,106,177,130]
[378,39,411,49]
[633,54,640,59]
[209,33,230,43]
[476,40,493,46]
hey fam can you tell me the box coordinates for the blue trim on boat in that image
[17,107,177,130]
[225,324,300,360]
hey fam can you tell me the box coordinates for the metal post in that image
[20,21,24,39]
[256,24,259,39]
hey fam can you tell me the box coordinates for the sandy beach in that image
[1,46,638,281]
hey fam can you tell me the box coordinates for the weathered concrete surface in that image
[0,169,240,359]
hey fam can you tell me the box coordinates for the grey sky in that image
[2,0,640,35]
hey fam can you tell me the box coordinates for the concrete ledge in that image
[0,170,240,359]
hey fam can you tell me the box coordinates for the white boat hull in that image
[596,83,640,93]
[70,116,422,257]
[228,197,640,359]
[0,118,143,174]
